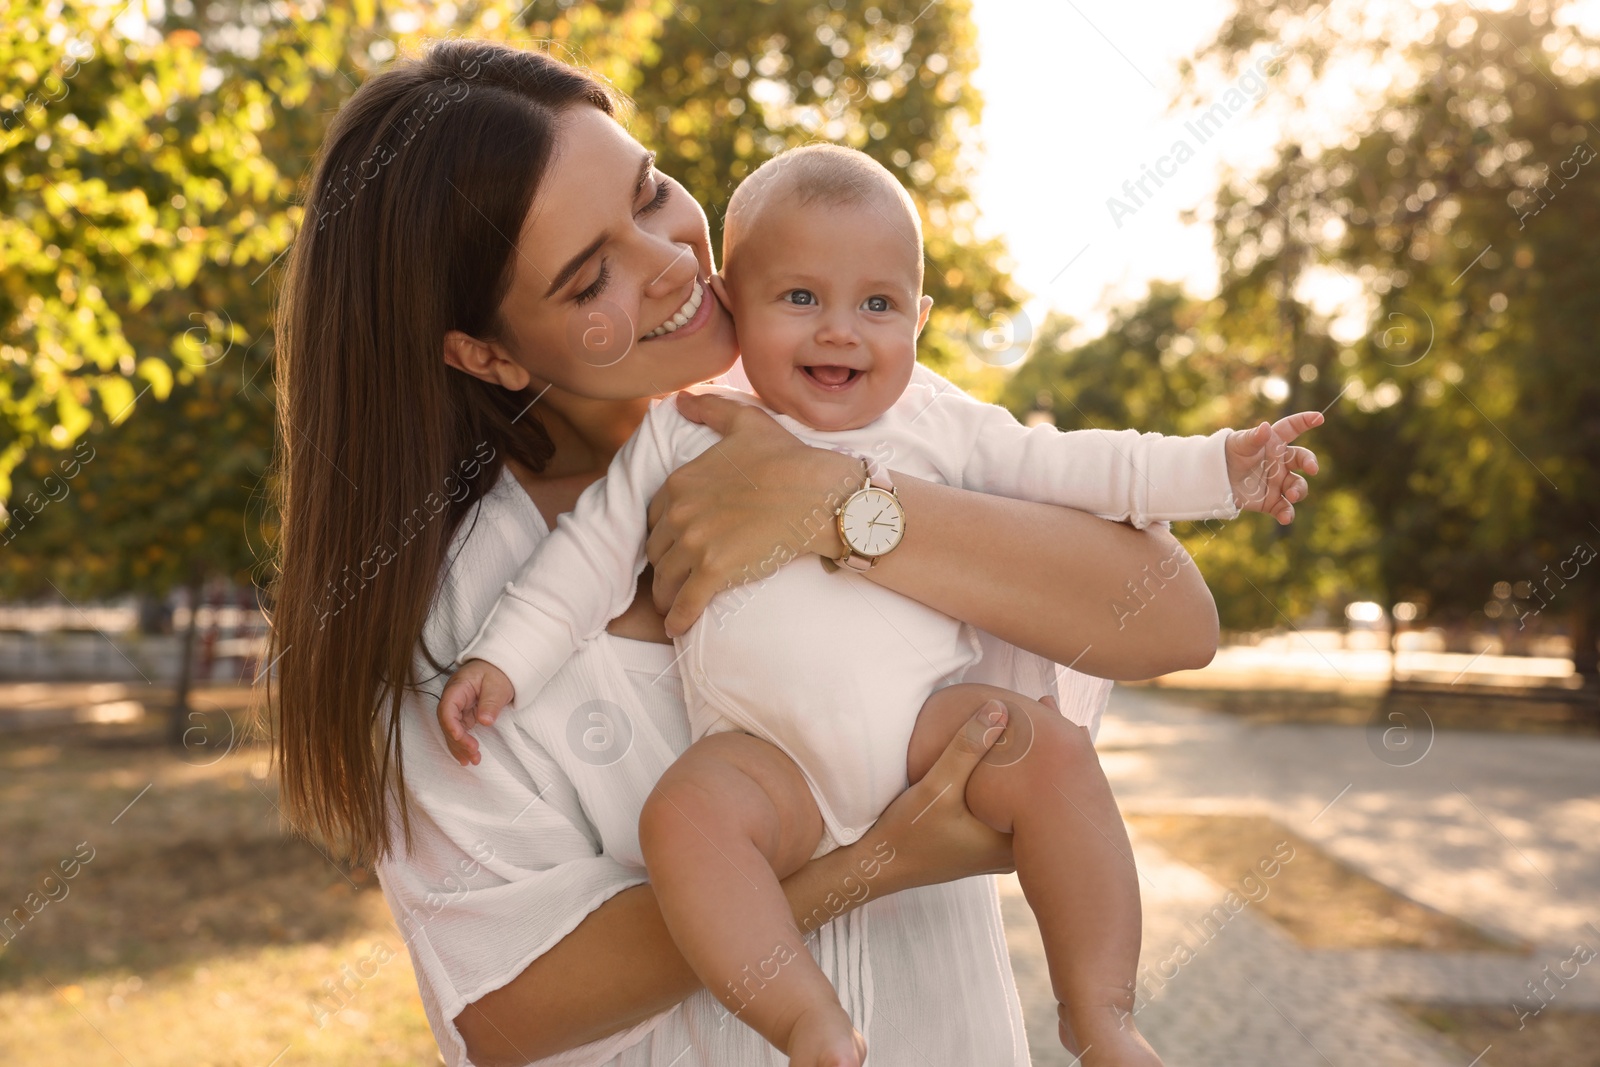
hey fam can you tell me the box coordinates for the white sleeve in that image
[456,400,695,702]
[379,702,661,1067]
[906,365,1240,528]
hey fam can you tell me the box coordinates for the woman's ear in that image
[443,330,532,392]
[914,295,934,337]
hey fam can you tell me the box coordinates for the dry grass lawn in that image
[1139,684,1600,737]
[1397,1002,1600,1066]
[2,687,1548,1065]
[0,695,438,1067]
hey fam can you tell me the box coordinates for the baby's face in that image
[715,199,931,432]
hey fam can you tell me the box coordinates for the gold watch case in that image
[835,484,906,564]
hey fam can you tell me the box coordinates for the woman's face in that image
[488,106,738,401]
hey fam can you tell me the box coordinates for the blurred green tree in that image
[1,0,1019,725]
[1185,0,1600,679]
[1000,285,1376,634]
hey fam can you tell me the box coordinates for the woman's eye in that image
[862,295,891,313]
[638,176,672,216]
[574,261,610,305]
[785,290,817,306]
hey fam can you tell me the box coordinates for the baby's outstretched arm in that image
[437,658,516,767]
[909,364,1323,529]
[1223,411,1322,525]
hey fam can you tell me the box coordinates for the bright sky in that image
[968,0,1263,337]
[967,0,1600,341]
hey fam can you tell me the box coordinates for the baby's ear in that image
[709,274,733,310]
[914,295,934,336]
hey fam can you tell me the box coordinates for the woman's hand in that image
[644,392,862,636]
[863,698,1031,887]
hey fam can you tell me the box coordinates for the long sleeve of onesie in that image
[901,365,1240,527]
[456,397,713,702]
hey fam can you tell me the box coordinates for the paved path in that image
[1003,684,1600,1066]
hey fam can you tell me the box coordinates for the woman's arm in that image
[865,474,1217,679]
[455,700,1015,1067]
[646,393,1217,680]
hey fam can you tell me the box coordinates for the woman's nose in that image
[642,240,697,301]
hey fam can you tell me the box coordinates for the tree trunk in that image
[1387,599,1401,689]
[1573,600,1599,684]
[169,577,204,748]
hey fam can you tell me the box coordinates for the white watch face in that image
[841,487,905,558]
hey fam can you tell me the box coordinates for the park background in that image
[1,0,1596,1064]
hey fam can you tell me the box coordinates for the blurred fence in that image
[0,603,267,683]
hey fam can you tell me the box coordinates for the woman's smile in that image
[641,276,713,342]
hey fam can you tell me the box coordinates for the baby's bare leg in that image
[639,732,865,1067]
[908,684,1162,1067]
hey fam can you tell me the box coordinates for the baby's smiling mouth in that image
[802,365,862,389]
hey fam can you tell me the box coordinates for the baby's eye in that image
[861,295,891,313]
[785,289,817,306]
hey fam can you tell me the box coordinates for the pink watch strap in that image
[834,448,894,492]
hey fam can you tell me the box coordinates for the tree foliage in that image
[1,0,1013,604]
[1001,287,1374,632]
[1001,0,1597,672]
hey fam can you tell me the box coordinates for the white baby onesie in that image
[460,363,1239,857]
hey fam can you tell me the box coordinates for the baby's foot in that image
[785,1003,867,1067]
[1066,1019,1163,1067]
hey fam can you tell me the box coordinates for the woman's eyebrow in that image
[546,235,606,298]
[544,152,657,299]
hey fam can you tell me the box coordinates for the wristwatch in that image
[832,457,906,572]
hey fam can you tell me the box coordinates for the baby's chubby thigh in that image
[907,682,1100,835]
[639,730,826,881]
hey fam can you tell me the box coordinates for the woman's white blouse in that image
[377,466,1113,1066]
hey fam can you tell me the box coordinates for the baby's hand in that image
[437,659,516,767]
[1225,412,1323,525]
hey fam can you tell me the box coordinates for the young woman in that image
[270,40,1222,1067]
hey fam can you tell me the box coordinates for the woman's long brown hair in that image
[269,41,614,861]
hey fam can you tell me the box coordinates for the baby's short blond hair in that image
[723,144,923,278]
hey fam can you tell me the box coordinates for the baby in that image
[438,145,1319,1067]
